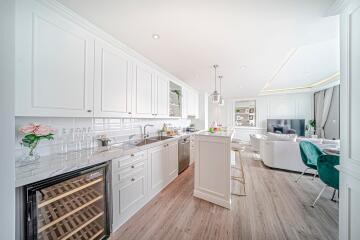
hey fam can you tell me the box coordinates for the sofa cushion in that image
[267,132,297,142]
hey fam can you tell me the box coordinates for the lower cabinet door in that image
[148,145,167,196]
[112,171,147,230]
[167,141,178,181]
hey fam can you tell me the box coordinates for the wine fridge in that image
[25,163,110,240]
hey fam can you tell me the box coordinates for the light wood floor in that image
[110,147,338,240]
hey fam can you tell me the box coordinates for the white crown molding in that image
[262,48,298,90]
[326,0,348,16]
[326,0,360,16]
[259,72,340,96]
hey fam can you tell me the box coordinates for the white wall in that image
[222,92,314,141]
[0,0,15,239]
[256,92,314,129]
[191,92,208,130]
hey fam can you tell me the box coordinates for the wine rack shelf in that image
[38,188,103,233]
[67,221,104,240]
[39,204,104,240]
[38,175,103,208]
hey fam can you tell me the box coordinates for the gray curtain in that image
[315,87,334,138]
[315,91,324,137]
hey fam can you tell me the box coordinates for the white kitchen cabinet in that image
[148,144,167,195]
[134,63,155,117]
[167,140,179,181]
[94,40,133,117]
[194,132,232,209]
[155,75,169,117]
[112,151,148,230]
[148,140,178,196]
[15,1,94,117]
[112,140,179,230]
[190,135,196,165]
[182,87,189,118]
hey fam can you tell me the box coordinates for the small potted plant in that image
[306,120,316,137]
[19,123,55,163]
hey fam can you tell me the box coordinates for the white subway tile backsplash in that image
[15,117,191,160]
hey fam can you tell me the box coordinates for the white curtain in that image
[315,87,334,138]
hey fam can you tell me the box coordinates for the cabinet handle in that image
[131,178,135,181]
[131,153,134,157]
[87,109,92,113]
[128,112,132,114]
[131,165,135,169]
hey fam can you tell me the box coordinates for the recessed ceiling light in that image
[152,34,160,39]
[239,65,247,70]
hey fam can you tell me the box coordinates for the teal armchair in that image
[296,141,323,183]
[312,154,339,207]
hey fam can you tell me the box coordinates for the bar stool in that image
[231,143,247,196]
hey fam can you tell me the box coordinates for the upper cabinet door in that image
[94,40,132,117]
[15,1,94,117]
[156,75,169,117]
[134,63,154,117]
[182,87,189,118]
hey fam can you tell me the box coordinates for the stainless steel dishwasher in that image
[178,136,190,174]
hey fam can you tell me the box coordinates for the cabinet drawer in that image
[112,150,147,172]
[119,159,146,177]
[118,168,146,188]
[113,161,146,186]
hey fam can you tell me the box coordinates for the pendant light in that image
[218,75,225,106]
[211,65,221,103]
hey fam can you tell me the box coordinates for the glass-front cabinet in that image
[169,81,182,117]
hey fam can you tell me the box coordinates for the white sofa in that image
[259,133,326,173]
[249,134,267,152]
[259,139,309,172]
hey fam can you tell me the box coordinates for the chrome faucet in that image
[143,124,154,139]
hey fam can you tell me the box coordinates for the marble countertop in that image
[197,130,234,138]
[15,132,199,187]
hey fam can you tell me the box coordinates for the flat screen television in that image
[267,119,305,136]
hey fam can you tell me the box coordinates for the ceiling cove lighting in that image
[218,75,225,106]
[211,65,221,103]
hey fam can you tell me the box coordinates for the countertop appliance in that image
[24,162,110,240]
[178,136,190,174]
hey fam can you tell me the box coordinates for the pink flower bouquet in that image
[19,123,56,157]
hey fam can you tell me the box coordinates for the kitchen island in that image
[193,130,234,209]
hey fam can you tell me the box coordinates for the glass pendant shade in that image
[218,75,224,106]
[219,96,225,106]
[211,91,221,103]
[211,64,220,103]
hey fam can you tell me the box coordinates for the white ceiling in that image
[57,0,339,98]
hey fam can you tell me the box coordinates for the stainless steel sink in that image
[129,136,174,147]
[147,136,174,141]
[133,139,157,146]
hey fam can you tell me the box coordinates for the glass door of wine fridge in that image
[25,163,110,240]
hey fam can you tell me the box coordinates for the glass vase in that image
[17,141,41,167]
